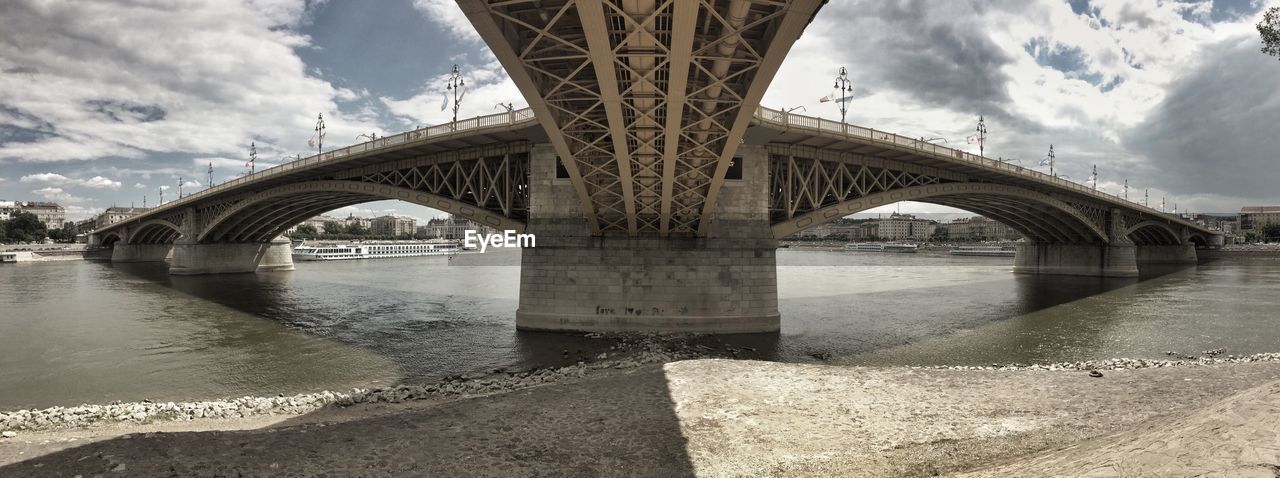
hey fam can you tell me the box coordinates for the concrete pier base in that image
[256,237,296,272]
[1136,243,1198,264]
[516,232,779,334]
[169,237,294,275]
[109,243,172,263]
[1013,242,1139,278]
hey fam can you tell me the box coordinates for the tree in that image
[0,212,48,243]
[48,222,76,242]
[1261,6,1280,59]
[1263,223,1280,243]
[292,223,319,239]
[345,222,369,236]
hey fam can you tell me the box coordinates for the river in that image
[1,248,1276,409]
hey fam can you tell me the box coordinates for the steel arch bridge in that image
[90,0,1222,333]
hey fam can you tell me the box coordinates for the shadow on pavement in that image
[0,367,695,477]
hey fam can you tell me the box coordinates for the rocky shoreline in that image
[5,338,1280,437]
[0,334,705,435]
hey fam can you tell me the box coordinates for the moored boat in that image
[950,245,1016,257]
[292,241,463,261]
[844,243,918,253]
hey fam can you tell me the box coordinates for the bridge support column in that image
[1012,242,1138,277]
[516,143,778,333]
[169,236,294,275]
[110,243,173,263]
[1136,243,1198,264]
[517,229,779,333]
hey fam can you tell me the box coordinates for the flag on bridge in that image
[441,93,449,112]
[818,95,832,103]
[1038,157,1051,166]
[966,135,979,144]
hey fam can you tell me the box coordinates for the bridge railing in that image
[97,108,539,234]
[753,106,1208,232]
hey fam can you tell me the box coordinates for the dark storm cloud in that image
[820,0,1029,124]
[1126,36,1280,198]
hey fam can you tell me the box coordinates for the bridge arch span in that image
[127,219,184,244]
[1124,220,1182,246]
[198,180,527,243]
[98,231,124,247]
[771,183,1109,243]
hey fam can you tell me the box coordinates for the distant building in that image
[860,213,935,241]
[371,215,416,237]
[286,215,342,235]
[343,214,372,230]
[423,215,497,240]
[937,216,1022,242]
[1,201,65,229]
[1239,207,1280,231]
[94,206,151,229]
[75,218,97,235]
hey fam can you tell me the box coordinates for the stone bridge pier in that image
[169,236,294,275]
[91,210,294,274]
[516,145,780,334]
[1013,209,1141,278]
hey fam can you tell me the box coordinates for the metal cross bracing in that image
[113,145,532,245]
[768,150,947,225]
[765,147,1118,244]
[460,0,825,236]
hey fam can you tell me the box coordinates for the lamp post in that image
[357,133,377,142]
[1123,179,1128,200]
[975,115,987,157]
[177,177,183,198]
[207,162,214,189]
[1091,164,1097,190]
[314,114,325,154]
[248,142,257,175]
[446,64,466,128]
[1046,144,1055,177]
[833,66,852,124]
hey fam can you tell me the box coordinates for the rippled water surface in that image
[1,248,1277,408]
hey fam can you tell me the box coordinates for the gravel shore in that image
[3,342,1280,476]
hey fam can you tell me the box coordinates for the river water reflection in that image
[1,248,1276,408]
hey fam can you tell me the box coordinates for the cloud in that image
[181,180,201,188]
[1126,33,1280,201]
[411,0,481,42]
[380,58,525,128]
[19,172,121,189]
[158,185,170,191]
[32,186,88,203]
[133,183,146,189]
[81,176,122,189]
[0,0,379,163]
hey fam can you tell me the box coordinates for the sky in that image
[1,0,1277,223]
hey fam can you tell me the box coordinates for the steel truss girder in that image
[767,152,1113,243]
[169,146,533,244]
[462,0,824,236]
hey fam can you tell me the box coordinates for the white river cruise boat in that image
[292,242,464,261]
[844,243,918,253]
[950,245,1016,257]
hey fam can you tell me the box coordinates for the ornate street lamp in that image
[975,116,987,157]
[248,142,257,175]
[446,64,466,128]
[314,114,326,154]
[833,67,852,124]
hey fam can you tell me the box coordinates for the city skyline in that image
[1,0,1278,221]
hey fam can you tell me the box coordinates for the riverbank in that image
[4,344,1280,476]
